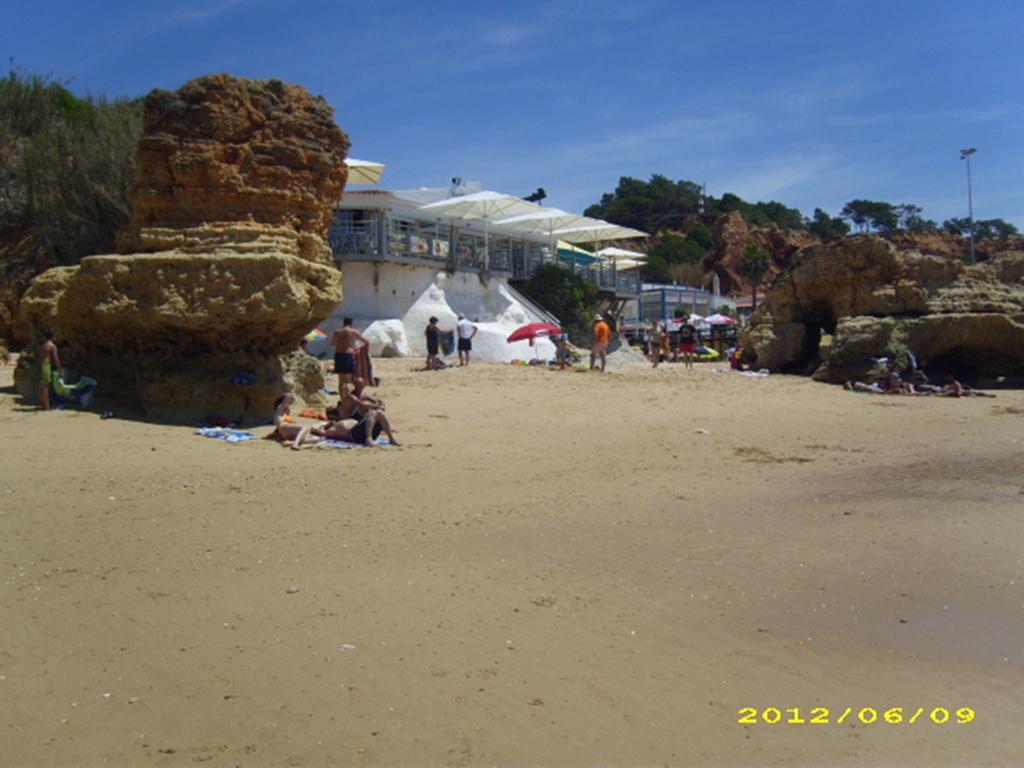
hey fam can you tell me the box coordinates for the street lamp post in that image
[960,147,977,261]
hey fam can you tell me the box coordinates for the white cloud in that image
[169,0,252,24]
[717,154,841,201]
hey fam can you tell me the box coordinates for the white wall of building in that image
[317,262,556,363]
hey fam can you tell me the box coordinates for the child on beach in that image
[273,393,320,450]
[555,333,572,370]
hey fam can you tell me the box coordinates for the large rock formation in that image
[703,212,821,295]
[742,236,1024,385]
[700,213,1021,298]
[15,74,348,421]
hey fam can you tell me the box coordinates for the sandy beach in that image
[2,360,1023,767]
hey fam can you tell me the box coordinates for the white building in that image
[318,184,642,362]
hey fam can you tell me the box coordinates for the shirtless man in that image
[314,408,400,446]
[352,377,385,411]
[273,393,320,450]
[39,330,62,411]
[331,317,369,389]
[335,380,386,421]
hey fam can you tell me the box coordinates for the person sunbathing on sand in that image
[273,393,321,450]
[314,408,400,446]
[844,379,883,394]
[940,377,995,398]
[846,370,921,395]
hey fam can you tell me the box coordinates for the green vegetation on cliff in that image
[515,264,598,343]
[589,174,1018,242]
[1,66,143,272]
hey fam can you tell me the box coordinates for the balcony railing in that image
[329,212,640,296]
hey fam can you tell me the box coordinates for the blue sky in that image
[4,0,1022,228]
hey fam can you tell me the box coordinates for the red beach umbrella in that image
[705,313,737,325]
[506,322,563,343]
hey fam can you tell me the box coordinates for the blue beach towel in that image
[319,437,392,449]
[195,427,259,443]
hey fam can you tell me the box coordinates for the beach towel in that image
[355,345,374,385]
[318,437,392,449]
[439,331,455,356]
[52,374,97,407]
[195,427,259,443]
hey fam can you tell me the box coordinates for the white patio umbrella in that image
[554,223,648,285]
[493,207,594,265]
[344,158,386,185]
[596,246,647,260]
[552,220,648,244]
[596,246,647,274]
[419,191,545,269]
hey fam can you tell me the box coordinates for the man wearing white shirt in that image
[456,313,478,367]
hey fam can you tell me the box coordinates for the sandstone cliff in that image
[118,73,349,264]
[742,236,1024,385]
[16,74,348,422]
[702,213,1021,297]
[703,212,821,295]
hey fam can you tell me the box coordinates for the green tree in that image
[942,217,1017,239]
[641,252,671,283]
[516,264,599,343]
[585,174,703,233]
[895,204,937,232]
[841,200,898,233]
[650,233,704,266]
[738,245,771,311]
[975,219,1019,239]
[807,208,850,239]
[586,175,814,238]
[942,217,970,235]
[686,221,714,249]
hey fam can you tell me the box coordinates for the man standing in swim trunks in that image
[590,314,610,372]
[456,313,478,367]
[332,317,369,390]
[39,329,62,411]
